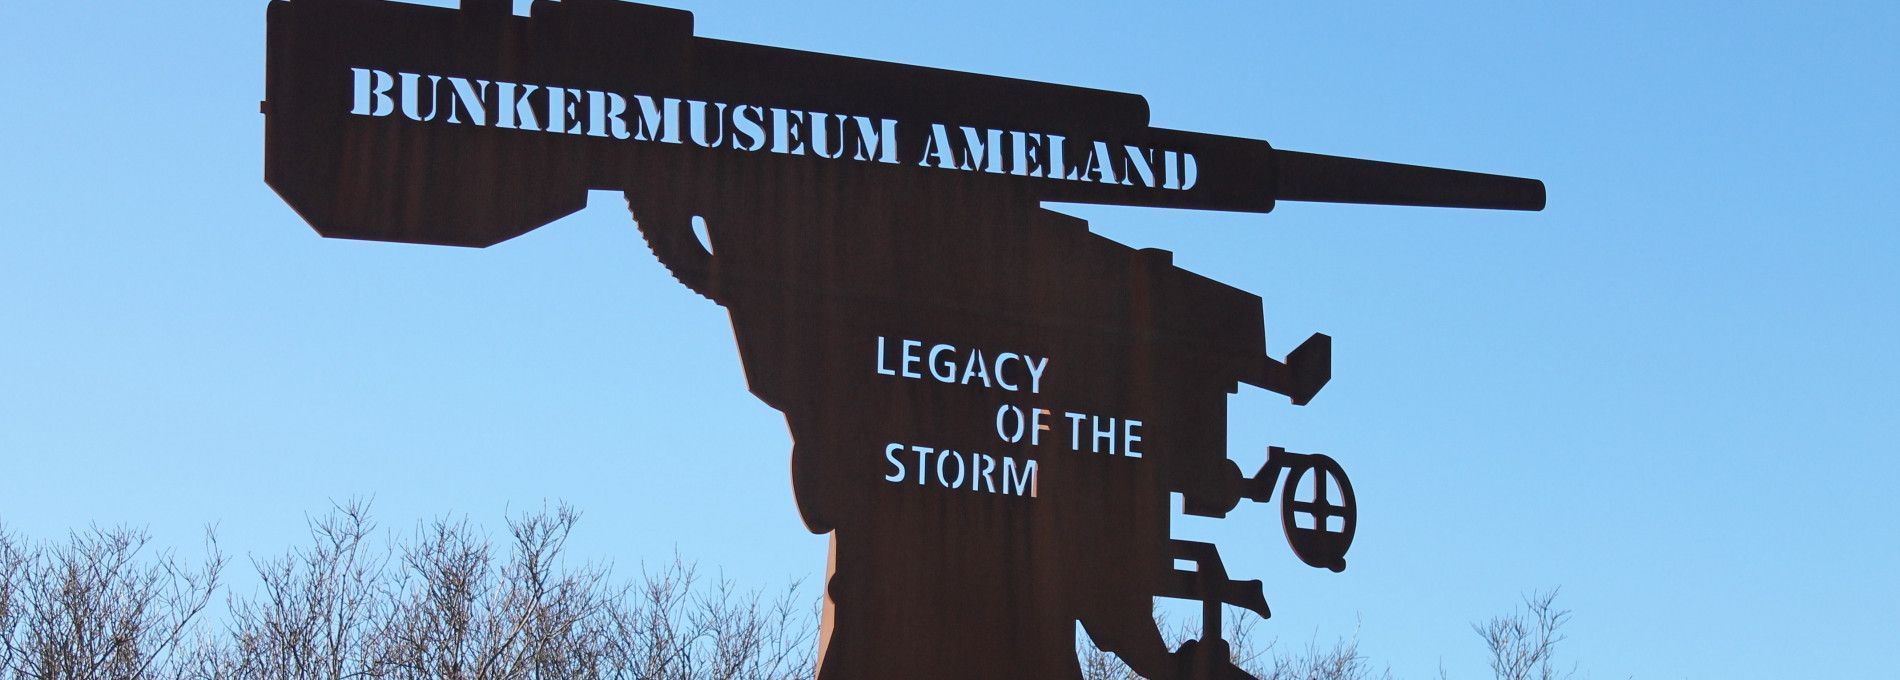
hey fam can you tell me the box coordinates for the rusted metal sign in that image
[262,1,1544,678]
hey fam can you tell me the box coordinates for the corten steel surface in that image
[262,1,1545,678]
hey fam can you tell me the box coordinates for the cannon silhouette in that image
[263,1,1544,678]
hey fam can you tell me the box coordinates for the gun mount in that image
[263,1,1545,678]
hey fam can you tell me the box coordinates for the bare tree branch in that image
[1474,589,1574,680]
[0,507,1582,680]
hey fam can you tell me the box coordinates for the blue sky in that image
[1,1,1895,677]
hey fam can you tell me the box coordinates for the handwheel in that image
[1281,454,1355,572]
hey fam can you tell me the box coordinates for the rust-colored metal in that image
[262,2,1544,678]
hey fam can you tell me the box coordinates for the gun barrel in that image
[263,0,1545,248]
[1273,150,1546,211]
[1049,130,1546,215]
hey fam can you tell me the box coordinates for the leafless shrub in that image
[0,527,23,675]
[1077,634,1138,680]
[216,499,386,679]
[601,558,814,680]
[204,501,814,680]
[0,508,1580,680]
[1473,589,1573,680]
[0,522,223,680]
[1078,608,1385,680]
[365,506,614,679]
[1253,631,1385,680]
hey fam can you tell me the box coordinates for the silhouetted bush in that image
[0,503,1572,680]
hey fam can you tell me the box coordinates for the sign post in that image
[262,2,1544,678]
